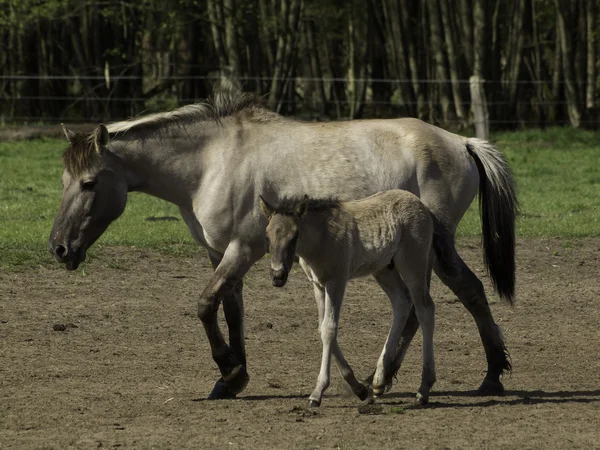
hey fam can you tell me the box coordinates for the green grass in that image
[1,128,599,270]
[456,127,600,237]
[0,138,195,270]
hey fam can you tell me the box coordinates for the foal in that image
[260,190,456,407]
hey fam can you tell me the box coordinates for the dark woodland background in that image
[1,0,599,130]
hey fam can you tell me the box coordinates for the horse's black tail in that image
[466,139,518,305]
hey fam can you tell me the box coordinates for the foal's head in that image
[259,196,308,287]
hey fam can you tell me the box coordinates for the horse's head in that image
[259,195,308,287]
[48,124,128,270]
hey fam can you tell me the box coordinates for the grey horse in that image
[48,91,517,399]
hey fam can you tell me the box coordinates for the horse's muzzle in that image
[49,242,84,270]
[270,268,288,287]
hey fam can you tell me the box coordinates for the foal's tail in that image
[466,139,518,305]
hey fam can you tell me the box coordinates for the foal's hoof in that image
[477,378,504,396]
[207,366,250,400]
[372,386,385,398]
[307,399,321,408]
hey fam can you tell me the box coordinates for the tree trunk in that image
[428,0,452,125]
[399,1,426,118]
[586,0,596,111]
[223,0,240,81]
[439,0,467,124]
[504,0,526,123]
[207,0,229,82]
[268,0,303,112]
[555,0,583,127]
[472,0,489,135]
[458,0,474,71]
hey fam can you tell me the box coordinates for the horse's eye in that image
[265,236,270,245]
[81,180,96,191]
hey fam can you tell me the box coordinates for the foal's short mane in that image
[275,197,341,215]
[63,90,275,176]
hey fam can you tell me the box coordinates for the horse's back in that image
[251,117,478,228]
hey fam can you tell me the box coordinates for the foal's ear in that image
[259,195,275,219]
[93,124,110,154]
[61,123,76,143]
[294,195,309,217]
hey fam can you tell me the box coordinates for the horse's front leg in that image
[207,250,247,399]
[199,242,258,399]
[308,280,346,408]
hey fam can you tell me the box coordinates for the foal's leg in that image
[308,280,346,407]
[364,303,420,393]
[371,268,413,397]
[380,251,510,396]
[207,250,247,399]
[198,242,260,399]
[395,254,436,405]
[299,259,367,401]
[312,282,369,401]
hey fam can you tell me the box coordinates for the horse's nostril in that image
[54,244,67,258]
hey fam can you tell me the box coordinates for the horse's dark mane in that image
[107,90,275,136]
[62,133,100,176]
[62,90,276,176]
[275,197,341,215]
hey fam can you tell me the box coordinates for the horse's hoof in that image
[225,366,250,395]
[207,367,250,400]
[477,378,504,396]
[208,378,237,400]
[415,393,429,406]
[356,385,370,401]
[307,399,321,408]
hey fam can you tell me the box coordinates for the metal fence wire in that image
[1,74,598,128]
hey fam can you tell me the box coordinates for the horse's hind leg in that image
[434,250,510,395]
[301,260,368,402]
[371,268,413,397]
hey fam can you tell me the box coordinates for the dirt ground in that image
[1,237,599,449]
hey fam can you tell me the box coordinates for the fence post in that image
[469,75,489,139]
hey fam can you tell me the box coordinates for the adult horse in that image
[48,91,517,399]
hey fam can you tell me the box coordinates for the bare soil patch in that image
[1,237,599,449]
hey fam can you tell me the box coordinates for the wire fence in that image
[1,74,597,127]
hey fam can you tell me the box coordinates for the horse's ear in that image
[93,124,110,154]
[259,195,274,219]
[294,195,309,217]
[61,124,76,143]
